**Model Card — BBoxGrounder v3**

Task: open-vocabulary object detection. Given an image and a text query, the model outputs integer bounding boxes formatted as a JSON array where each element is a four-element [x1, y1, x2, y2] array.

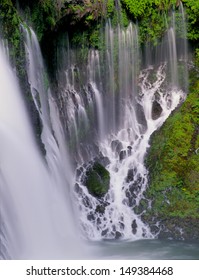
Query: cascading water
[[54, 8, 188, 240], [0, 33, 86, 259], [75, 65, 185, 240], [0, 3, 190, 259]]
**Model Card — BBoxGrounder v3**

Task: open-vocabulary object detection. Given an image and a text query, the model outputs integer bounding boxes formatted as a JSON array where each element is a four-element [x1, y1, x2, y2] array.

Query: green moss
[[183, 0, 199, 41], [0, 0, 21, 56], [30, 0, 56, 41], [85, 162, 110, 197], [146, 78, 199, 219]]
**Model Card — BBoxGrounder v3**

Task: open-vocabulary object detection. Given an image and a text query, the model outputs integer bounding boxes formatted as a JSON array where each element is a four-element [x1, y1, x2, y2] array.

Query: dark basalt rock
[[74, 183, 83, 195], [125, 189, 136, 207], [131, 219, 137, 234], [119, 150, 127, 161], [95, 153, 110, 168], [119, 221, 125, 230], [101, 228, 109, 236], [111, 139, 123, 154], [87, 212, 95, 221], [115, 231, 122, 239], [126, 168, 135, 183], [95, 204, 106, 215], [82, 195, 92, 208], [152, 100, 163, 120], [127, 145, 132, 156], [136, 103, 147, 131], [76, 167, 84, 179]]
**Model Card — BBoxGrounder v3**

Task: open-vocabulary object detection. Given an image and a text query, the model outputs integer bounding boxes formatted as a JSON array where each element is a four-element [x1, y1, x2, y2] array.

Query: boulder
[[84, 162, 110, 198], [152, 100, 163, 120], [119, 150, 127, 161], [111, 139, 123, 154], [131, 219, 137, 234], [127, 145, 132, 156], [95, 152, 110, 167], [126, 168, 135, 183]]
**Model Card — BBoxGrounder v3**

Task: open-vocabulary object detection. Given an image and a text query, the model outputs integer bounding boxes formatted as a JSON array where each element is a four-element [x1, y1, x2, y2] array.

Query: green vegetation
[[0, 0, 21, 61], [84, 162, 110, 197], [30, 0, 56, 41], [183, 0, 199, 42], [146, 76, 199, 219], [1, 0, 199, 52]]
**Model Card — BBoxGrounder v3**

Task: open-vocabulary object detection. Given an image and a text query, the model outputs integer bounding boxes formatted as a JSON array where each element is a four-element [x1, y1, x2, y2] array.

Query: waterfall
[[0, 33, 86, 259], [0, 3, 189, 258], [56, 9, 188, 240]]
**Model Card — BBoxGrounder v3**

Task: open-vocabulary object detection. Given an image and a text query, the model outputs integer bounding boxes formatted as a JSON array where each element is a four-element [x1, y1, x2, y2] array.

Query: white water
[[75, 64, 185, 240], [71, 8, 188, 240], [0, 35, 86, 259]]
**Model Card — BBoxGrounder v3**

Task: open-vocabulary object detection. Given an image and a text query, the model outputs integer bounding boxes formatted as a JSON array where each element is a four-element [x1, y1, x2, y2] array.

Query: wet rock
[[74, 183, 82, 195], [96, 153, 110, 168], [150, 225, 160, 235], [126, 168, 135, 183], [76, 167, 84, 179], [112, 225, 116, 231], [136, 103, 147, 130], [127, 146, 132, 156], [125, 190, 136, 207], [119, 222, 125, 230], [119, 150, 127, 161], [131, 219, 137, 234], [83, 162, 110, 198], [152, 100, 163, 120], [115, 231, 122, 239], [97, 217, 101, 225], [128, 174, 143, 194], [101, 228, 109, 236], [87, 212, 95, 221], [82, 196, 92, 208], [111, 140, 123, 154], [142, 228, 147, 237], [95, 204, 106, 215], [129, 184, 139, 195], [122, 198, 129, 206]]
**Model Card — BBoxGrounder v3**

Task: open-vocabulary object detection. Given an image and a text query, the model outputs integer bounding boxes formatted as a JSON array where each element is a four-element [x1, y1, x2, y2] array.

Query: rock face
[[94, 153, 110, 168], [111, 139, 123, 154], [83, 162, 110, 198]]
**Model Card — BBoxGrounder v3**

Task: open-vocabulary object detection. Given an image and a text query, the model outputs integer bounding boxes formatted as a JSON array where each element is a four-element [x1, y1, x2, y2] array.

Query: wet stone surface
[[131, 219, 138, 234]]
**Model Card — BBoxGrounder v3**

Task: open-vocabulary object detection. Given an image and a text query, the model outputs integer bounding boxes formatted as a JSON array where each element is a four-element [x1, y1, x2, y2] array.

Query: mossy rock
[[84, 162, 110, 198]]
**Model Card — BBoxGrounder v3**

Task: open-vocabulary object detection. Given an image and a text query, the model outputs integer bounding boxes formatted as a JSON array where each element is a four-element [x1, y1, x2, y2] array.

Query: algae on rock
[[84, 162, 110, 198]]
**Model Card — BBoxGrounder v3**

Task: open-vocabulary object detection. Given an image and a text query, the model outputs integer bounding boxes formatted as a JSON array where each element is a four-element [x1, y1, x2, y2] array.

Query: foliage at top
[[121, 0, 177, 17], [0, 0, 21, 64], [1, 0, 199, 57], [183, 0, 199, 42]]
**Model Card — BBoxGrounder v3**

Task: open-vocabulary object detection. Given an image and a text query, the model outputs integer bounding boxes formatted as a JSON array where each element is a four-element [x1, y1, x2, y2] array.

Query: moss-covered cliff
[[144, 69, 199, 239]]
